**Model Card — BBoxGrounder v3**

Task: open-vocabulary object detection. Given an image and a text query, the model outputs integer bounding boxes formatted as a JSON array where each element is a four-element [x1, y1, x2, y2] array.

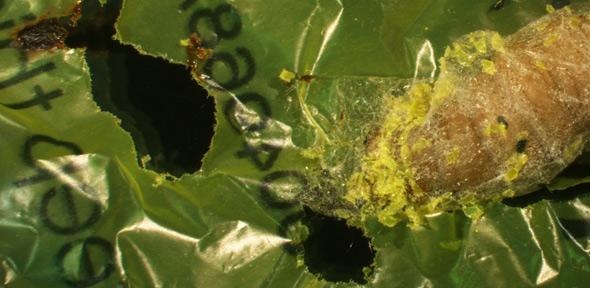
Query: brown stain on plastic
[[13, 2, 81, 51], [299, 74, 316, 83], [16, 18, 71, 50], [185, 32, 213, 71]]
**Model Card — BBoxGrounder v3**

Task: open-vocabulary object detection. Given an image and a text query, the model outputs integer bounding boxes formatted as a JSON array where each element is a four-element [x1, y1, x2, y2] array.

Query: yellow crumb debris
[[445, 44, 472, 67], [503, 153, 529, 183], [546, 4, 555, 14], [279, 69, 297, 83], [484, 120, 508, 138], [179, 38, 190, 46], [344, 83, 434, 227], [470, 33, 488, 54], [446, 146, 461, 165], [569, 16, 582, 28], [152, 174, 166, 187], [405, 208, 425, 229], [296, 255, 305, 268], [490, 33, 506, 53], [502, 189, 515, 198], [430, 74, 456, 108], [412, 138, 432, 152], [535, 59, 547, 70], [140, 154, 151, 167], [419, 192, 452, 213], [463, 204, 484, 220], [535, 20, 550, 32], [543, 33, 559, 46], [481, 59, 497, 75], [441, 31, 505, 76], [563, 135, 585, 162]]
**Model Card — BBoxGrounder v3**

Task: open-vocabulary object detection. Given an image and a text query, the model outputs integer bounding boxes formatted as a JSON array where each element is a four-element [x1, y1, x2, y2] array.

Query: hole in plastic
[[301, 207, 374, 284], [65, 0, 215, 177]]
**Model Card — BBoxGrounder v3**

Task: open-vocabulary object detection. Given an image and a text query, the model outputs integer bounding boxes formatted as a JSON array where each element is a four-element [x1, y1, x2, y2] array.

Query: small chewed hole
[[301, 208, 374, 284], [496, 115, 509, 128], [516, 139, 527, 153]]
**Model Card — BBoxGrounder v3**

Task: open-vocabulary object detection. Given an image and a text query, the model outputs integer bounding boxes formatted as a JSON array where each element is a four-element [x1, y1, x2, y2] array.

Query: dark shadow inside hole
[[550, 0, 571, 9], [301, 207, 374, 284], [503, 182, 590, 208], [65, 0, 214, 176]]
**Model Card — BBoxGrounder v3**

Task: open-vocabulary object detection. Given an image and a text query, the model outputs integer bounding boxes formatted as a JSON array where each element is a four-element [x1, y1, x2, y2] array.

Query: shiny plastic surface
[[2, 0, 590, 287]]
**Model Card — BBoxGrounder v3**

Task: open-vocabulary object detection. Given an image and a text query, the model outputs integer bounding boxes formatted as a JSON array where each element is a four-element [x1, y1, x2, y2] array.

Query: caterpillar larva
[[345, 7, 590, 226]]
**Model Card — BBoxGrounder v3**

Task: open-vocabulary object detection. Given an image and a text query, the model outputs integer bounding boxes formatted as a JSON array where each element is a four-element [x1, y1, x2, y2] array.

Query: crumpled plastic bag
[[2, 0, 590, 287]]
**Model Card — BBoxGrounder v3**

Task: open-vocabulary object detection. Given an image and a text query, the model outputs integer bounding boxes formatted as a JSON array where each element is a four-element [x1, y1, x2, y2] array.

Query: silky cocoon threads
[[345, 7, 590, 226]]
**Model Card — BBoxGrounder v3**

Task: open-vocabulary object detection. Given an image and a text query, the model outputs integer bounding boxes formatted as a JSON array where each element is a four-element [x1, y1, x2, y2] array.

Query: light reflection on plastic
[[120, 217, 289, 275], [117, 233, 162, 287], [36, 155, 109, 208], [200, 221, 290, 273], [0, 258, 17, 285], [556, 217, 590, 254], [293, 3, 318, 72], [231, 97, 294, 149], [413, 40, 437, 81], [520, 210, 559, 285], [310, 2, 343, 73], [416, 278, 434, 288], [116, 217, 200, 287], [472, 217, 531, 284], [265, 181, 303, 202], [571, 198, 590, 217], [0, 113, 26, 130]]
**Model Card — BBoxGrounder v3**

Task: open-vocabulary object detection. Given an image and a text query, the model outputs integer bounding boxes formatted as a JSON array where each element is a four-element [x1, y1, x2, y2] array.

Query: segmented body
[[411, 7, 590, 198], [345, 7, 590, 226]]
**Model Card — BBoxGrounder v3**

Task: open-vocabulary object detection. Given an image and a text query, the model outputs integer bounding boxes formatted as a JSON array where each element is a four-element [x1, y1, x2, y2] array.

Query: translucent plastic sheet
[[2, 0, 590, 287]]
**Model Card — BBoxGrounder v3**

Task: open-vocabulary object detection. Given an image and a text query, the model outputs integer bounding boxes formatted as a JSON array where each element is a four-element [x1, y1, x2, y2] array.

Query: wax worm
[[345, 7, 590, 226]]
